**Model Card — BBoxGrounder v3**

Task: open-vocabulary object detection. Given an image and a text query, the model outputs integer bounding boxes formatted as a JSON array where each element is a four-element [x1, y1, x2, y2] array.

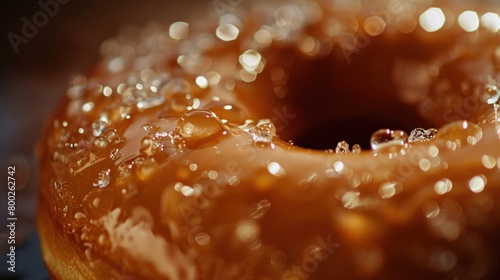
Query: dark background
[[1, 0, 203, 279]]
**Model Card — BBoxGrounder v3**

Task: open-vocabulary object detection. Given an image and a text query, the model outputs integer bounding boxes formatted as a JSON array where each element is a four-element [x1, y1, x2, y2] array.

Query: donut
[[37, 0, 500, 279]]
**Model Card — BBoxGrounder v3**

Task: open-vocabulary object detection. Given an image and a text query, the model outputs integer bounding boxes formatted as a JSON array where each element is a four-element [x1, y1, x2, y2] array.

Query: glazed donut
[[37, 0, 500, 279]]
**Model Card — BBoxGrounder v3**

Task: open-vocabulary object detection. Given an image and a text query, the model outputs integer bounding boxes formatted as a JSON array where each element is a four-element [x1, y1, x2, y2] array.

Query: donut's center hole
[[294, 117, 418, 150], [283, 34, 448, 150]]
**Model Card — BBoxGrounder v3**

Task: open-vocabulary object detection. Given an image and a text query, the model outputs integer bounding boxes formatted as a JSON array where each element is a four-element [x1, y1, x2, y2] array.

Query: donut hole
[[293, 116, 416, 150], [279, 33, 462, 150]]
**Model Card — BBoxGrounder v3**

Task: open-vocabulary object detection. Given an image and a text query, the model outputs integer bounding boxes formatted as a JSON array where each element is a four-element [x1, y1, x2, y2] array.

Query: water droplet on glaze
[[408, 128, 438, 143], [267, 162, 286, 178], [419, 158, 431, 172], [428, 146, 439, 157], [423, 200, 440, 219], [216, 23, 240, 41], [333, 161, 345, 174], [53, 180, 63, 196], [102, 86, 112, 97], [140, 137, 153, 154], [175, 109, 227, 148], [437, 121, 483, 147], [180, 185, 194, 196], [342, 191, 361, 209], [206, 103, 247, 125], [228, 176, 240, 186], [151, 131, 185, 155], [378, 182, 401, 199], [481, 155, 497, 169], [137, 94, 165, 109], [370, 129, 408, 151], [189, 163, 198, 171], [82, 102, 94, 112], [93, 169, 111, 188], [110, 148, 121, 161], [143, 124, 161, 133], [169, 21, 189, 40], [93, 135, 109, 149], [104, 128, 122, 145], [483, 83, 500, 104], [236, 220, 259, 243], [469, 175, 486, 193], [194, 75, 208, 89], [249, 119, 276, 144], [92, 116, 109, 136], [208, 170, 218, 180], [249, 199, 271, 219], [119, 105, 133, 120], [351, 144, 361, 154], [74, 212, 86, 220], [239, 49, 263, 72], [434, 178, 453, 195], [195, 232, 211, 246], [335, 141, 350, 154]]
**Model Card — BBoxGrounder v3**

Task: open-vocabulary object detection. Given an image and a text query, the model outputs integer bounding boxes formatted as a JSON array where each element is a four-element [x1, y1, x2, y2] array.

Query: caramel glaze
[[38, 0, 500, 279]]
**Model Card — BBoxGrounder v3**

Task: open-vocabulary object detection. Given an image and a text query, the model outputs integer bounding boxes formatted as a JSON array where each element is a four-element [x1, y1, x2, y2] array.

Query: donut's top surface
[[38, 0, 500, 279]]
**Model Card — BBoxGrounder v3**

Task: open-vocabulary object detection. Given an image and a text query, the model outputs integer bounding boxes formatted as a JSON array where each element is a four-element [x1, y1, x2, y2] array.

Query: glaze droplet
[[92, 116, 109, 137], [335, 141, 350, 154], [110, 148, 121, 161], [93, 169, 111, 188], [408, 128, 438, 143], [136, 91, 166, 110], [175, 109, 227, 148], [483, 83, 500, 105], [249, 199, 271, 219], [249, 119, 276, 144], [370, 129, 408, 151], [351, 144, 361, 154]]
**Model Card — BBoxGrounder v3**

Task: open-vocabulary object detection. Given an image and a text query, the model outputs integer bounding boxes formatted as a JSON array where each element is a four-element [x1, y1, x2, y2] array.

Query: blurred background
[[1, 0, 202, 279]]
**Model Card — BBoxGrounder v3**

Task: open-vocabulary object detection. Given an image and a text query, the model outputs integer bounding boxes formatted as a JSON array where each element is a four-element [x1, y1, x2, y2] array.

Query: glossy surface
[[37, 0, 500, 279]]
